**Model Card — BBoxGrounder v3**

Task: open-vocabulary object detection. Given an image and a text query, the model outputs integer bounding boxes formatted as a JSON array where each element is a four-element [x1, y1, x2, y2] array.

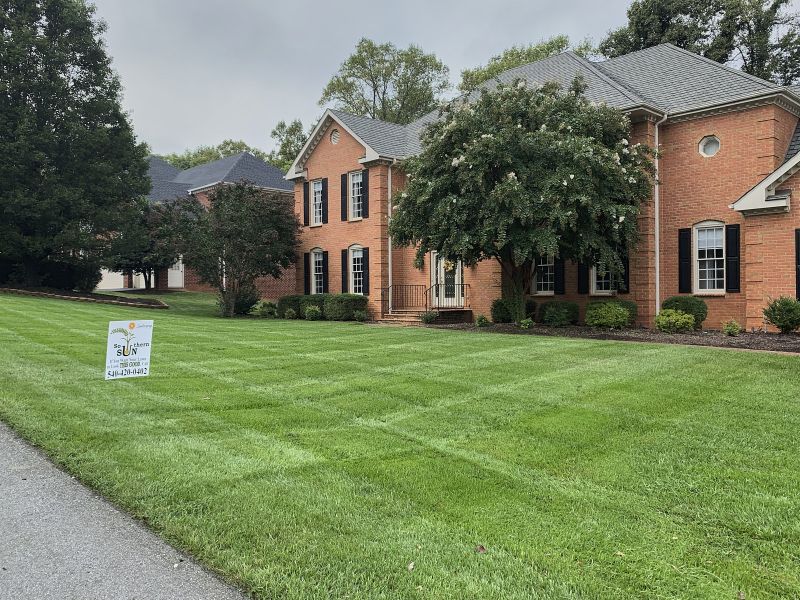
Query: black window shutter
[[554, 258, 565, 295], [303, 182, 309, 226], [577, 263, 589, 294], [341, 174, 348, 221], [362, 169, 369, 219], [725, 224, 740, 293], [341, 249, 348, 293], [321, 178, 328, 224], [303, 252, 310, 294], [322, 251, 329, 293], [619, 255, 630, 294], [795, 229, 800, 299], [362, 247, 370, 295], [678, 228, 692, 293]]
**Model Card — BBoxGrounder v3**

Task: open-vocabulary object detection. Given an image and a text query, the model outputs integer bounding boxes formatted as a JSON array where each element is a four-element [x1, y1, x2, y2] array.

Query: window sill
[[308, 223, 322, 228], [590, 292, 615, 297], [693, 291, 725, 297], [533, 291, 554, 297], [348, 217, 363, 223]]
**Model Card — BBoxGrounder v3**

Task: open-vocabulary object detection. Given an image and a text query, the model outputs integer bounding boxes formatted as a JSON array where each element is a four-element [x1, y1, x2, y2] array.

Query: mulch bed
[[0, 287, 169, 309], [433, 322, 800, 354]]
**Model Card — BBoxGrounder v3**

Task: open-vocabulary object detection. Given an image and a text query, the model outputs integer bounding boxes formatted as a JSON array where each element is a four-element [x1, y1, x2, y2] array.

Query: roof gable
[[172, 152, 291, 191]]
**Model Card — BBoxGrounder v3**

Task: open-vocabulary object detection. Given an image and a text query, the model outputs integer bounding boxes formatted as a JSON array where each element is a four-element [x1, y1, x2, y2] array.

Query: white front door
[[168, 258, 184, 288], [431, 252, 463, 308]]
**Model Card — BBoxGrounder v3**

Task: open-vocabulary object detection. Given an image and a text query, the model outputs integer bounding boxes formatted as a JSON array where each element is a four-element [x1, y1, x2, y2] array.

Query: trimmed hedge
[[299, 294, 329, 318], [662, 296, 707, 329], [490, 298, 514, 323], [277, 294, 303, 318], [655, 309, 695, 333], [538, 301, 579, 327], [588, 299, 637, 326], [763, 296, 800, 333], [323, 294, 369, 321], [585, 302, 629, 329]]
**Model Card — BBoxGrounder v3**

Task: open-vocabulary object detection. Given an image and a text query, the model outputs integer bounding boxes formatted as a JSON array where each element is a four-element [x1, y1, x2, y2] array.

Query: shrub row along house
[[284, 43, 800, 329], [98, 152, 294, 296]]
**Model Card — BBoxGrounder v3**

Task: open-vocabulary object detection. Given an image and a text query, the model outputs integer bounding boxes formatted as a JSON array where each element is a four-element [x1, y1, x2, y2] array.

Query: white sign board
[[105, 320, 154, 380]]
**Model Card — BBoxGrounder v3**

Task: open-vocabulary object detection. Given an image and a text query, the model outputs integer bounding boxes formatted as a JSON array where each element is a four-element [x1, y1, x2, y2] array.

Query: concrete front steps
[[377, 309, 473, 326]]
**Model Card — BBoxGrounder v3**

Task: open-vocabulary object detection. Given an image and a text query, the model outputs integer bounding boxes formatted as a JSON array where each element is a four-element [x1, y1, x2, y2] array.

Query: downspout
[[387, 161, 395, 313], [654, 113, 668, 318]]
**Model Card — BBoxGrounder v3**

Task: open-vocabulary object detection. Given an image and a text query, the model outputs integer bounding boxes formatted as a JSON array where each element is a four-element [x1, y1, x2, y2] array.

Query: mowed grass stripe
[[1, 293, 799, 599]]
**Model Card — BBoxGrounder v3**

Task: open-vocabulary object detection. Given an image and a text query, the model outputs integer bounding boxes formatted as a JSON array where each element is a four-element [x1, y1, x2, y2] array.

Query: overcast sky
[[92, 0, 636, 155]]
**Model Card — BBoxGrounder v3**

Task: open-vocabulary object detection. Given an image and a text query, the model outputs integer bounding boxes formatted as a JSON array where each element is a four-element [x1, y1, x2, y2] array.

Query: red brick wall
[[658, 104, 798, 329], [295, 104, 800, 327]]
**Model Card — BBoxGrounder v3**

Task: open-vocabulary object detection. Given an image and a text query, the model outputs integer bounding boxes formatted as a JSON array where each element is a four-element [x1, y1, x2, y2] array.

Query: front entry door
[[431, 252, 463, 308]]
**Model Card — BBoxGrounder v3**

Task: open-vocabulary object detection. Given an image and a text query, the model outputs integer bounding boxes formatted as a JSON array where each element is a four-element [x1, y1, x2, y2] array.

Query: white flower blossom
[[563, 180, 568, 186], [452, 155, 466, 167], [480, 133, 494, 139], [622, 147, 629, 155], [539, 124, 547, 131], [618, 215, 625, 223], [613, 153, 621, 164], [569, 174, 574, 180], [628, 176, 636, 184], [507, 172, 517, 181], [517, 80, 526, 88]]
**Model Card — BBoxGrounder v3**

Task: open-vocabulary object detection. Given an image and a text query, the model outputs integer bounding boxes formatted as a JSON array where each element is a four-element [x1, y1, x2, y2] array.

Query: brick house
[[285, 44, 800, 329], [98, 152, 296, 299]]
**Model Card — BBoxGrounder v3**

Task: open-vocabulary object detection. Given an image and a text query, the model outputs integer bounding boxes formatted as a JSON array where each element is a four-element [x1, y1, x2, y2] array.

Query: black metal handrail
[[381, 284, 428, 315], [426, 283, 469, 310]]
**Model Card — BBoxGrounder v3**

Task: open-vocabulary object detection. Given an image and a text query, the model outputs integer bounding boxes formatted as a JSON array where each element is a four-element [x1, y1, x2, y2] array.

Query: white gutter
[[654, 113, 668, 317]]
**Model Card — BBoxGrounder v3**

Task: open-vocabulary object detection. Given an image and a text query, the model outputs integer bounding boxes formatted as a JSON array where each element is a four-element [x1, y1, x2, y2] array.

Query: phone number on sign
[[107, 367, 149, 378]]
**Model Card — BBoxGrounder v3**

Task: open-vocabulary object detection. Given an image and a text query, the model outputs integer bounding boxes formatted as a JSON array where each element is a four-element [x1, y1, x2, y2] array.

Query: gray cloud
[[93, 0, 632, 154]]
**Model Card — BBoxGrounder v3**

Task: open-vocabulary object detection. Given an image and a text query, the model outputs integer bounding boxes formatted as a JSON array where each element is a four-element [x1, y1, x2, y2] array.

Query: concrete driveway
[[0, 422, 247, 600]]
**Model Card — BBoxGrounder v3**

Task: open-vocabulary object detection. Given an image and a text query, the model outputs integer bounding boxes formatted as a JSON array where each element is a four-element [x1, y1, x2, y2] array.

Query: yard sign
[[105, 320, 154, 380]]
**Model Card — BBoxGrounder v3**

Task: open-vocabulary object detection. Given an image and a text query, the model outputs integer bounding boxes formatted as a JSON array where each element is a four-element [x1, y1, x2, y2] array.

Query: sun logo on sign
[[128, 322, 136, 330]]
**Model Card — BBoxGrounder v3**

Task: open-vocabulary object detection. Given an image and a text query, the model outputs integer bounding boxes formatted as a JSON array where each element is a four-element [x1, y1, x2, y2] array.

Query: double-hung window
[[695, 222, 725, 293], [311, 180, 323, 226], [349, 171, 363, 220], [591, 266, 615, 295], [311, 249, 324, 294], [533, 256, 555, 295], [350, 246, 364, 295]]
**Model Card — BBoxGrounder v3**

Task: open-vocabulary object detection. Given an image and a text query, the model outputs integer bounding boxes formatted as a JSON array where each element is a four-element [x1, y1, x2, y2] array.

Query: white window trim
[[699, 135, 721, 158], [310, 248, 324, 295], [532, 256, 555, 296], [310, 179, 323, 227], [693, 220, 726, 296], [590, 266, 616, 296], [348, 244, 364, 295], [348, 171, 363, 222]]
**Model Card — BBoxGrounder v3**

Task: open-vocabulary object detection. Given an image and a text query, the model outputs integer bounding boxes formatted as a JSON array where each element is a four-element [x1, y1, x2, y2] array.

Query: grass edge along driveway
[[1, 292, 799, 599]]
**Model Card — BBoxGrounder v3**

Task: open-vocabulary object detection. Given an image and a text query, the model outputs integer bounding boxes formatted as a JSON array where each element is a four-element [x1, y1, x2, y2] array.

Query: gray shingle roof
[[146, 152, 291, 202], [595, 44, 780, 114], [330, 110, 418, 158], [172, 152, 291, 191], [319, 44, 794, 162], [786, 120, 800, 163]]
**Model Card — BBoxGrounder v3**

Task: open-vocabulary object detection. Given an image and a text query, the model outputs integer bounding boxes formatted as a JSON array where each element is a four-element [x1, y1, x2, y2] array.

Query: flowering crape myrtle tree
[[389, 78, 655, 320]]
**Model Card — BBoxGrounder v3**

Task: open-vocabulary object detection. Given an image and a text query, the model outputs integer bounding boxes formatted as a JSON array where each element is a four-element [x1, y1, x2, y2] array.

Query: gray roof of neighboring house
[[146, 152, 291, 203], [318, 43, 798, 164], [172, 152, 292, 191]]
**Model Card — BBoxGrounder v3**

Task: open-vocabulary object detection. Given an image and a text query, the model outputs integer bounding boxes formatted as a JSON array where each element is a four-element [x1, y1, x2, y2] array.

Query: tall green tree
[[600, 0, 800, 84], [0, 0, 149, 286], [161, 140, 270, 171], [389, 79, 655, 320], [103, 197, 183, 290], [177, 183, 300, 317], [320, 38, 450, 125], [459, 36, 595, 93], [266, 119, 309, 173]]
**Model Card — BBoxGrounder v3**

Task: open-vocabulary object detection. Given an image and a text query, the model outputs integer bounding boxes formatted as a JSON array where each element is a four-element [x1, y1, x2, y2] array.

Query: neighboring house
[[97, 152, 295, 298], [285, 43, 800, 330]]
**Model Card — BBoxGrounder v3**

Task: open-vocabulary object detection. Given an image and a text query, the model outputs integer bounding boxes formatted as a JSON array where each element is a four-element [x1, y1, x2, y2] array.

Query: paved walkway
[[0, 422, 247, 600]]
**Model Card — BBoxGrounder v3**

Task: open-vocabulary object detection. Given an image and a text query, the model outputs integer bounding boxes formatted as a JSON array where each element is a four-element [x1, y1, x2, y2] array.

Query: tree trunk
[[499, 258, 532, 322], [143, 270, 151, 290]]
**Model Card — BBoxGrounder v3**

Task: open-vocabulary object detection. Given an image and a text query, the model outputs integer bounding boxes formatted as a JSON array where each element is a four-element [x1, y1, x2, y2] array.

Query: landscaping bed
[[435, 322, 800, 353], [0, 287, 168, 308]]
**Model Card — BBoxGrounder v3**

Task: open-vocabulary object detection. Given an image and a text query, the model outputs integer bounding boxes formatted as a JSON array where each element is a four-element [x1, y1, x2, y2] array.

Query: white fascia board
[[285, 109, 380, 180], [730, 151, 800, 213]]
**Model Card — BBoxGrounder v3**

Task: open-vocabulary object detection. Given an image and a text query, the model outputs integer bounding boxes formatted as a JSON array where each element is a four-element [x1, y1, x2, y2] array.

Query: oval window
[[330, 129, 340, 145], [699, 135, 720, 157]]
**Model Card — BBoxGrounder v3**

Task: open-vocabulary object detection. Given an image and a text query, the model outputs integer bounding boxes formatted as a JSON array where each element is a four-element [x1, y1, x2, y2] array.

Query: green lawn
[[1, 292, 799, 599]]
